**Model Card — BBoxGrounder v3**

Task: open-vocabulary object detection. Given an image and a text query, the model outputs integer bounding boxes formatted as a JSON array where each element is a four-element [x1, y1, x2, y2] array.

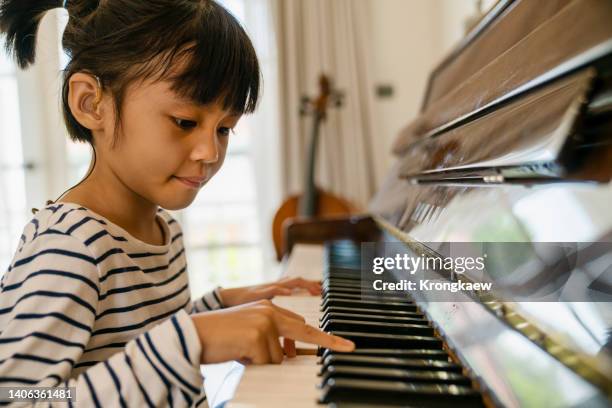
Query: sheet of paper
[[228, 244, 325, 407]]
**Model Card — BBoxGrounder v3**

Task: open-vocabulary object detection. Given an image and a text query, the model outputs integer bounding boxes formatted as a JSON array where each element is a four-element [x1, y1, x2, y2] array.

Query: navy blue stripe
[[99, 265, 186, 300], [129, 249, 169, 258], [92, 300, 189, 336], [55, 208, 79, 225], [12, 248, 96, 269], [83, 371, 102, 408], [0, 332, 85, 349], [145, 332, 199, 395], [96, 248, 124, 264], [66, 216, 95, 235], [200, 296, 213, 311], [2, 269, 99, 296], [0, 290, 96, 316], [212, 290, 224, 308], [104, 360, 128, 408], [0, 353, 75, 366], [31, 219, 39, 238], [124, 354, 155, 408], [135, 338, 173, 407], [84, 342, 126, 354], [0, 374, 62, 385], [74, 360, 98, 369], [19, 234, 26, 243], [99, 266, 140, 283], [47, 204, 64, 213], [84, 230, 106, 245], [171, 232, 183, 243], [195, 394, 207, 406], [96, 283, 188, 319], [84, 230, 127, 246], [0, 377, 30, 385], [37, 229, 70, 239], [168, 219, 176, 225], [171, 315, 190, 362], [14, 312, 91, 332]]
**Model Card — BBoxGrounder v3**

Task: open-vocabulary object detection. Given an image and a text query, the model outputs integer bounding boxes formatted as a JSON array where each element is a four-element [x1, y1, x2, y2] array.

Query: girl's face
[[98, 78, 241, 210]]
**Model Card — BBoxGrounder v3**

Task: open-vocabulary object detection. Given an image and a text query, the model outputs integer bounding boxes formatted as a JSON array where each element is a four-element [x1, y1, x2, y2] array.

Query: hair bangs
[[164, 3, 260, 115]]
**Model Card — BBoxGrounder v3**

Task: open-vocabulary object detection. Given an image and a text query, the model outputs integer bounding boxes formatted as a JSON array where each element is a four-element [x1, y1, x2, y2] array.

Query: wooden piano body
[[224, 0, 612, 406]]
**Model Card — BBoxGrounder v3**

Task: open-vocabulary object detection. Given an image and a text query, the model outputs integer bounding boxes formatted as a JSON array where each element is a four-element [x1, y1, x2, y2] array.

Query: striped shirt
[[0, 202, 225, 407]]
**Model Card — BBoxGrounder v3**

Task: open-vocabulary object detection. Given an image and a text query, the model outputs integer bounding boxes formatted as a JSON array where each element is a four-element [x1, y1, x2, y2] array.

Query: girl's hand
[[191, 299, 355, 364], [218, 277, 322, 307]]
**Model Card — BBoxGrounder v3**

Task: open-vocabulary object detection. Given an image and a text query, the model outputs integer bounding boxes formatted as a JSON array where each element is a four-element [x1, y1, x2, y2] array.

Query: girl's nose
[[190, 130, 219, 164]]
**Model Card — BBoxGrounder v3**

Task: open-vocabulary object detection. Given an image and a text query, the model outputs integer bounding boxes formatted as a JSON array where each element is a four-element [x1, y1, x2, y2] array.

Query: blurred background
[[0, 0, 494, 299]]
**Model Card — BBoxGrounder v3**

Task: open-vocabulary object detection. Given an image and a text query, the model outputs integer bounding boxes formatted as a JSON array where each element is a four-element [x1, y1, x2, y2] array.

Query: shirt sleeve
[[0, 234, 207, 407], [191, 287, 225, 313]]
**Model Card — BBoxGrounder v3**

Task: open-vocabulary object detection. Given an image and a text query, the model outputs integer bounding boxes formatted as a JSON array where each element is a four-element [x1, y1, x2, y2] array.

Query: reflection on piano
[[229, 0, 612, 406]]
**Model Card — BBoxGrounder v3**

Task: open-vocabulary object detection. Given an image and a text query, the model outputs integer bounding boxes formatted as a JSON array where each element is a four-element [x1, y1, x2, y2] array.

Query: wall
[[365, 0, 477, 186]]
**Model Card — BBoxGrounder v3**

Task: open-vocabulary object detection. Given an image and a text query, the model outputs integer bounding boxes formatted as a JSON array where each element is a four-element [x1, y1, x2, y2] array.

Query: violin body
[[272, 187, 355, 260]]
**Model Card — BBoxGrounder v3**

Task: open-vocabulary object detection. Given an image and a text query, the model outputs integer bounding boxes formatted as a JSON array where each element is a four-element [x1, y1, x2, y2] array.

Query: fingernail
[[338, 338, 355, 350]]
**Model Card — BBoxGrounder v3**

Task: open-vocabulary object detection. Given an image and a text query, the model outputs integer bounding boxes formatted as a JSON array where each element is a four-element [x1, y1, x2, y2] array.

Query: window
[[0, 45, 27, 272]]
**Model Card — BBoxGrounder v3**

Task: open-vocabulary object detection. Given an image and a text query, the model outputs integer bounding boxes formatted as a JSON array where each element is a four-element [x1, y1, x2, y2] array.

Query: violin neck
[[299, 113, 323, 216]]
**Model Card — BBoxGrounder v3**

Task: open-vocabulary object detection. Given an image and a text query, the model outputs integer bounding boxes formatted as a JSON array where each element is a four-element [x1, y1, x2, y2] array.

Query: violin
[[272, 74, 356, 260]]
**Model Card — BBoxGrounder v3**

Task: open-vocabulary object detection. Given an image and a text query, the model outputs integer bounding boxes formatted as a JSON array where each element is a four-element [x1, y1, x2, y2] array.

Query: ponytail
[[0, 0, 64, 68]]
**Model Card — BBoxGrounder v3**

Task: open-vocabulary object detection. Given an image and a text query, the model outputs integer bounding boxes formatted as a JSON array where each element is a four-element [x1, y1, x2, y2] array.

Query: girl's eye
[[174, 118, 197, 130], [218, 127, 233, 137]]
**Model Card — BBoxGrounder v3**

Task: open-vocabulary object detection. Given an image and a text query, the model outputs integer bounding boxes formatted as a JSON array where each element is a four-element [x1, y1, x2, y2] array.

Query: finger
[[251, 335, 272, 364], [268, 336, 284, 364], [278, 318, 355, 352], [270, 303, 306, 323], [287, 278, 322, 295], [283, 337, 296, 358], [259, 285, 292, 299]]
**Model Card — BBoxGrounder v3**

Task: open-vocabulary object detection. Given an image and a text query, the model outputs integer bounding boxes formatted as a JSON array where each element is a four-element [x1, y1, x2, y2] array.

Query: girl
[[0, 0, 355, 406]]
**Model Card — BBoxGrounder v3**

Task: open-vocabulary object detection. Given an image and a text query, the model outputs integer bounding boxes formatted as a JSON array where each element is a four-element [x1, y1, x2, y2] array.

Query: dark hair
[[0, 0, 261, 144]]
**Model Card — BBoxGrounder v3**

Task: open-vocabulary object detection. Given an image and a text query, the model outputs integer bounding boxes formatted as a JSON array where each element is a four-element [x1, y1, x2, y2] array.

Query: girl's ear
[[68, 73, 106, 133]]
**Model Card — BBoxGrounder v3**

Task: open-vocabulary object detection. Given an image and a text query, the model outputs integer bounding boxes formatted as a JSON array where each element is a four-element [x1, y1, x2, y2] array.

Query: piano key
[[319, 378, 483, 406], [320, 312, 429, 326], [321, 348, 449, 361], [322, 298, 419, 312], [325, 273, 363, 279], [322, 292, 415, 303], [322, 286, 381, 295], [326, 331, 443, 349], [321, 365, 472, 386], [324, 278, 368, 286], [323, 306, 424, 318], [322, 319, 434, 336], [321, 355, 461, 373]]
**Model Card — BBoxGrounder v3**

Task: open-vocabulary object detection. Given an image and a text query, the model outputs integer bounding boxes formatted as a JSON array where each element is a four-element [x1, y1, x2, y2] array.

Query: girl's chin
[[157, 190, 199, 211]]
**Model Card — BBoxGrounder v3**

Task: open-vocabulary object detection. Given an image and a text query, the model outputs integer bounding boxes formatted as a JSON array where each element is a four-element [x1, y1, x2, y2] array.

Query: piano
[[225, 0, 612, 406]]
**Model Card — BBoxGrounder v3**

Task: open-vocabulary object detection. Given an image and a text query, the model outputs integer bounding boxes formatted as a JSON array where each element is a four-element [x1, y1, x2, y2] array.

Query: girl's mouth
[[174, 176, 206, 189]]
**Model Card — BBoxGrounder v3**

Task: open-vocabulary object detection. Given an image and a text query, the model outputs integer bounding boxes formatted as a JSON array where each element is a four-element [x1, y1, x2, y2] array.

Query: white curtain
[[272, 0, 377, 209]]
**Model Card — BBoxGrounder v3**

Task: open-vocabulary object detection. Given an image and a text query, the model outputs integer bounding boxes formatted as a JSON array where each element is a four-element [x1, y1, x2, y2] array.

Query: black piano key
[[322, 293, 414, 303], [321, 348, 449, 361], [323, 286, 379, 295], [323, 306, 424, 318], [321, 365, 472, 386], [324, 279, 370, 287], [326, 331, 442, 350], [322, 319, 434, 336], [321, 355, 461, 373], [320, 312, 429, 327], [320, 378, 483, 407], [324, 273, 363, 281], [322, 298, 418, 312]]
